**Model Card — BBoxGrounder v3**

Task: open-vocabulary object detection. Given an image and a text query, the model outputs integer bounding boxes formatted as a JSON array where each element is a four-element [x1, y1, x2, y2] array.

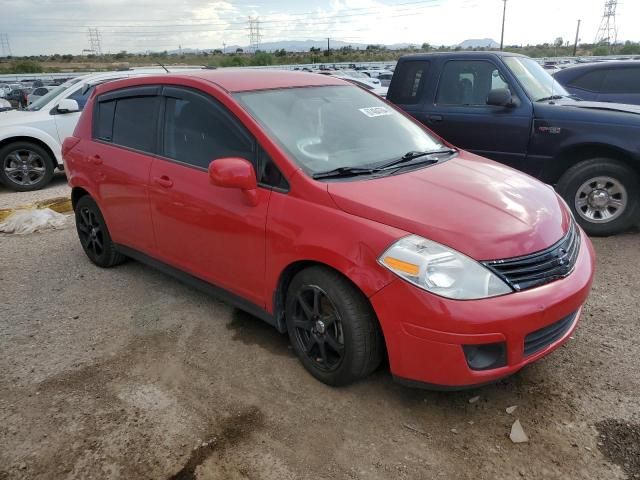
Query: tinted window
[[570, 69, 607, 92], [436, 60, 508, 105], [387, 61, 429, 105], [163, 92, 253, 169], [94, 100, 116, 141], [602, 67, 640, 94], [112, 96, 160, 153]]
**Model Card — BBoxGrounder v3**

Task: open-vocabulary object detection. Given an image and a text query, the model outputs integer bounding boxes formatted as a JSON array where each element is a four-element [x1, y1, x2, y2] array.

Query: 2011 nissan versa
[[63, 70, 595, 388]]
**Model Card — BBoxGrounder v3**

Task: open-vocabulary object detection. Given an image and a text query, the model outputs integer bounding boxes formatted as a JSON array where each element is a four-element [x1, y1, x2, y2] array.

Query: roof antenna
[[157, 62, 169, 73]]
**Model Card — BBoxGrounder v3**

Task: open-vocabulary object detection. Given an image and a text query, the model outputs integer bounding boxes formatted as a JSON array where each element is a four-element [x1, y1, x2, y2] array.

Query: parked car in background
[[553, 61, 640, 105], [0, 67, 201, 191], [377, 72, 393, 87], [387, 52, 640, 236], [63, 70, 594, 389], [0, 98, 11, 112], [5, 88, 30, 109], [27, 86, 55, 105]]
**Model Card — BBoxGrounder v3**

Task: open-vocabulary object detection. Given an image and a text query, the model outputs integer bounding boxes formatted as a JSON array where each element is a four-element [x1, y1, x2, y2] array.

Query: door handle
[[153, 176, 173, 188], [88, 154, 103, 165], [427, 115, 443, 123]]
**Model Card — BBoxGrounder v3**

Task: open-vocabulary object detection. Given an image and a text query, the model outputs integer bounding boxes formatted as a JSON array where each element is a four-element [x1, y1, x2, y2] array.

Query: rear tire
[[75, 195, 126, 268], [556, 158, 639, 236], [285, 266, 383, 386], [0, 141, 55, 191]]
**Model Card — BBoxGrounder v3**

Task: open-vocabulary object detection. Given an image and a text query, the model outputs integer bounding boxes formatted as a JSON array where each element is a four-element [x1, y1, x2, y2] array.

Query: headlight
[[378, 235, 512, 300]]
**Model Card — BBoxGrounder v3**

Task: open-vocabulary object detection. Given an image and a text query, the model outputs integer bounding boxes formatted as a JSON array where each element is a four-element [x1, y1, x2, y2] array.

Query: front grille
[[524, 310, 577, 356], [482, 221, 580, 291]]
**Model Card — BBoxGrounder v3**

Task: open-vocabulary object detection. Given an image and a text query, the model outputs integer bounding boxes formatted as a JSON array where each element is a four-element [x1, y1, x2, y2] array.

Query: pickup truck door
[[420, 59, 533, 171]]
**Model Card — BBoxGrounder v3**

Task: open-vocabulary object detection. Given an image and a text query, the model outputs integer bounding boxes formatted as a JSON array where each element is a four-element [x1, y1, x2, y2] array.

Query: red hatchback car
[[63, 70, 595, 388]]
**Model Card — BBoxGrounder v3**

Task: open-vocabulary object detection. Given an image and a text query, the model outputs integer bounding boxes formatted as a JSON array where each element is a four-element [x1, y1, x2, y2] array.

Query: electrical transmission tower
[[0, 33, 12, 57], [248, 17, 262, 53], [87, 28, 103, 56], [594, 0, 618, 52]]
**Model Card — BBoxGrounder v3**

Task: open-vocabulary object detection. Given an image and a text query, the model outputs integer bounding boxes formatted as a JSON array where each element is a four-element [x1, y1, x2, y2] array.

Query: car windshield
[[503, 56, 569, 102], [235, 85, 442, 176], [26, 78, 81, 111]]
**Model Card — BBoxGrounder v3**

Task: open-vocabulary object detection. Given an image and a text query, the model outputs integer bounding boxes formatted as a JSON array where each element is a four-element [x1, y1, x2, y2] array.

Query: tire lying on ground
[[557, 157, 640, 236]]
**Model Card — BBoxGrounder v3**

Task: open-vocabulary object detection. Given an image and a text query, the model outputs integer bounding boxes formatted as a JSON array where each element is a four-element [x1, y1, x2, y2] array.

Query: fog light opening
[[462, 342, 507, 371]]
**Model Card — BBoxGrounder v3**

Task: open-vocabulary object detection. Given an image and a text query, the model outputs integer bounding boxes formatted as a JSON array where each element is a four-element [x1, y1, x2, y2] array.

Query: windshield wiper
[[373, 148, 457, 170], [312, 166, 381, 180], [312, 148, 456, 180], [536, 94, 565, 102]]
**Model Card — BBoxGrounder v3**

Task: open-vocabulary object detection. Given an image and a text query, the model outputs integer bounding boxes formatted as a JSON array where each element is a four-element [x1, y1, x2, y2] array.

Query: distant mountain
[[457, 38, 500, 49]]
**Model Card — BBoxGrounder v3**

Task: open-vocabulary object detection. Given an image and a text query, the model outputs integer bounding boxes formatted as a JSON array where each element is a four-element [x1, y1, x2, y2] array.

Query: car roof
[[150, 69, 347, 93], [398, 51, 527, 61]]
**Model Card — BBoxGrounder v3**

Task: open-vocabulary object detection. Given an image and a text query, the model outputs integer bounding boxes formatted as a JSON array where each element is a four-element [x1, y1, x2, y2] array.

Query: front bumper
[[369, 229, 596, 388]]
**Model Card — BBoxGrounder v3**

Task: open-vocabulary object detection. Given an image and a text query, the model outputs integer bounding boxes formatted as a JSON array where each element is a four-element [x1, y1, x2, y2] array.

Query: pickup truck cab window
[[436, 60, 511, 106], [387, 60, 429, 105]]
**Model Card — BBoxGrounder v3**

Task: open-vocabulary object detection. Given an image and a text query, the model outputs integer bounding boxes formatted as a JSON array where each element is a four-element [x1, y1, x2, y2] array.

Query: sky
[[1, 0, 639, 56]]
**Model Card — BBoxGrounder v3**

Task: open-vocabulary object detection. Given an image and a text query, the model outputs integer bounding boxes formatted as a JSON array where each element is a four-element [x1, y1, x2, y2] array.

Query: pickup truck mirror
[[487, 88, 516, 108]]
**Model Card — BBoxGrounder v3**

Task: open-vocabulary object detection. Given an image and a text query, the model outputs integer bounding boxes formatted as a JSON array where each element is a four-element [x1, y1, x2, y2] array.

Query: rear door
[[148, 86, 272, 307], [598, 67, 640, 105], [88, 86, 160, 253], [422, 59, 533, 170]]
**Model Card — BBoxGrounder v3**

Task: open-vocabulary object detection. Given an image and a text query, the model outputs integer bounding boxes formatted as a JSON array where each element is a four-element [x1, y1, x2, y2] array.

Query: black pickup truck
[[387, 52, 640, 235]]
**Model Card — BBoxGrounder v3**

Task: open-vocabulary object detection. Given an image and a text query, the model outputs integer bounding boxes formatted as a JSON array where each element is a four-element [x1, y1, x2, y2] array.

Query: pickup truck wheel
[[557, 158, 639, 236], [0, 142, 55, 192], [285, 266, 383, 386]]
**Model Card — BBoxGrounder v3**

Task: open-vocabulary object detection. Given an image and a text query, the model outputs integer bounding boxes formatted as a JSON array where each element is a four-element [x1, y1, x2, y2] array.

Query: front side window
[[503, 56, 569, 101], [602, 67, 640, 94], [236, 85, 442, 176], [387, 61, 429, 105], [112, 96, 160, 153], [570, 69, 607, 92], [162, 91, 253, 169], [436, 60, 508, 106]]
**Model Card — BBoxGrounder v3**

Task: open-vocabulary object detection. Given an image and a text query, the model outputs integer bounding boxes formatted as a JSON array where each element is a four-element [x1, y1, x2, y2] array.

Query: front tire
[[557, 158, 639, 236], [0, 141, 55, 191], [285, 266, 383, 386], [75, 196, 126, 268]]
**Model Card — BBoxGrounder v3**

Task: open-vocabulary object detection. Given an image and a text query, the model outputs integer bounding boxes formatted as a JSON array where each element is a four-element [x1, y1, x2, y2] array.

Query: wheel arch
[[0, 135, 59, 169], [272, 260, 388, 356], [549, 143, 640, 184], [71, 186, 91, 211]]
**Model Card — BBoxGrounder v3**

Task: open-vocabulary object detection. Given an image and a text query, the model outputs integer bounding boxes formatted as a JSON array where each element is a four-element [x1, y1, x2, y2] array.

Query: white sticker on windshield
[[359, 106, 392, 118]]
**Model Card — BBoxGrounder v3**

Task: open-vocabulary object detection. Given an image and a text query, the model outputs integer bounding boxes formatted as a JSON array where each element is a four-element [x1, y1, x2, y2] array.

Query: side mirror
[[486, 88, 516, 108], [57, 98, 80, 113], [208, 157, 258, 206]]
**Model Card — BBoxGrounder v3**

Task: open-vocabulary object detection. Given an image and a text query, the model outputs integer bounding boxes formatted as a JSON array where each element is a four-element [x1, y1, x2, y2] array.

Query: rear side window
[[602, 67, 640, 94], [112, 96, 161, 153], [569, 69, 607, 92], [94, 100, 116, 141], [162, 89, 253, 169], [387, 61, 429, 105]]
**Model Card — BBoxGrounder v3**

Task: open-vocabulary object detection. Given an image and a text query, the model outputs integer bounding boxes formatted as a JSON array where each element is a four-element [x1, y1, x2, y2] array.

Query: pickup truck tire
[[0, 141, 55, 192], [285, 266, 383, 386], [75, 195, 127, 268], [557, 158, 639, 236]]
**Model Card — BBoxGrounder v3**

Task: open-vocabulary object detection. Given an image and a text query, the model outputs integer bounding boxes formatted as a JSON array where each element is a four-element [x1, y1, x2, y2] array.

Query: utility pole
[[595, 0, 618, 54], [87, 28, 102, 56], [327, 37, 330, 54], [500, 0, 507, 50], [573, 19, 581, 56], [222, 42, 226, 54], [248, 17, 262, 53]]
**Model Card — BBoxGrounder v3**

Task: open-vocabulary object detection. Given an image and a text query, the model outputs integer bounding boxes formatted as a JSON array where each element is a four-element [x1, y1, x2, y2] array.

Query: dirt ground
[[1, 199, 639, 479]]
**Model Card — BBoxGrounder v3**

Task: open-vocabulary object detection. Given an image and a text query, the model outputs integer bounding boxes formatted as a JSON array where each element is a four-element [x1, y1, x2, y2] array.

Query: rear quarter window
[[387, 60, 429, 105]]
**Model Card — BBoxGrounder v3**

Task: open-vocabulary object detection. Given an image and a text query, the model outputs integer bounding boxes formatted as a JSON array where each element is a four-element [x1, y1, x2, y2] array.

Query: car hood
[[562, 100, 640, 115], [327, 152, 571, 261], [0, 109, 39, 125]]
